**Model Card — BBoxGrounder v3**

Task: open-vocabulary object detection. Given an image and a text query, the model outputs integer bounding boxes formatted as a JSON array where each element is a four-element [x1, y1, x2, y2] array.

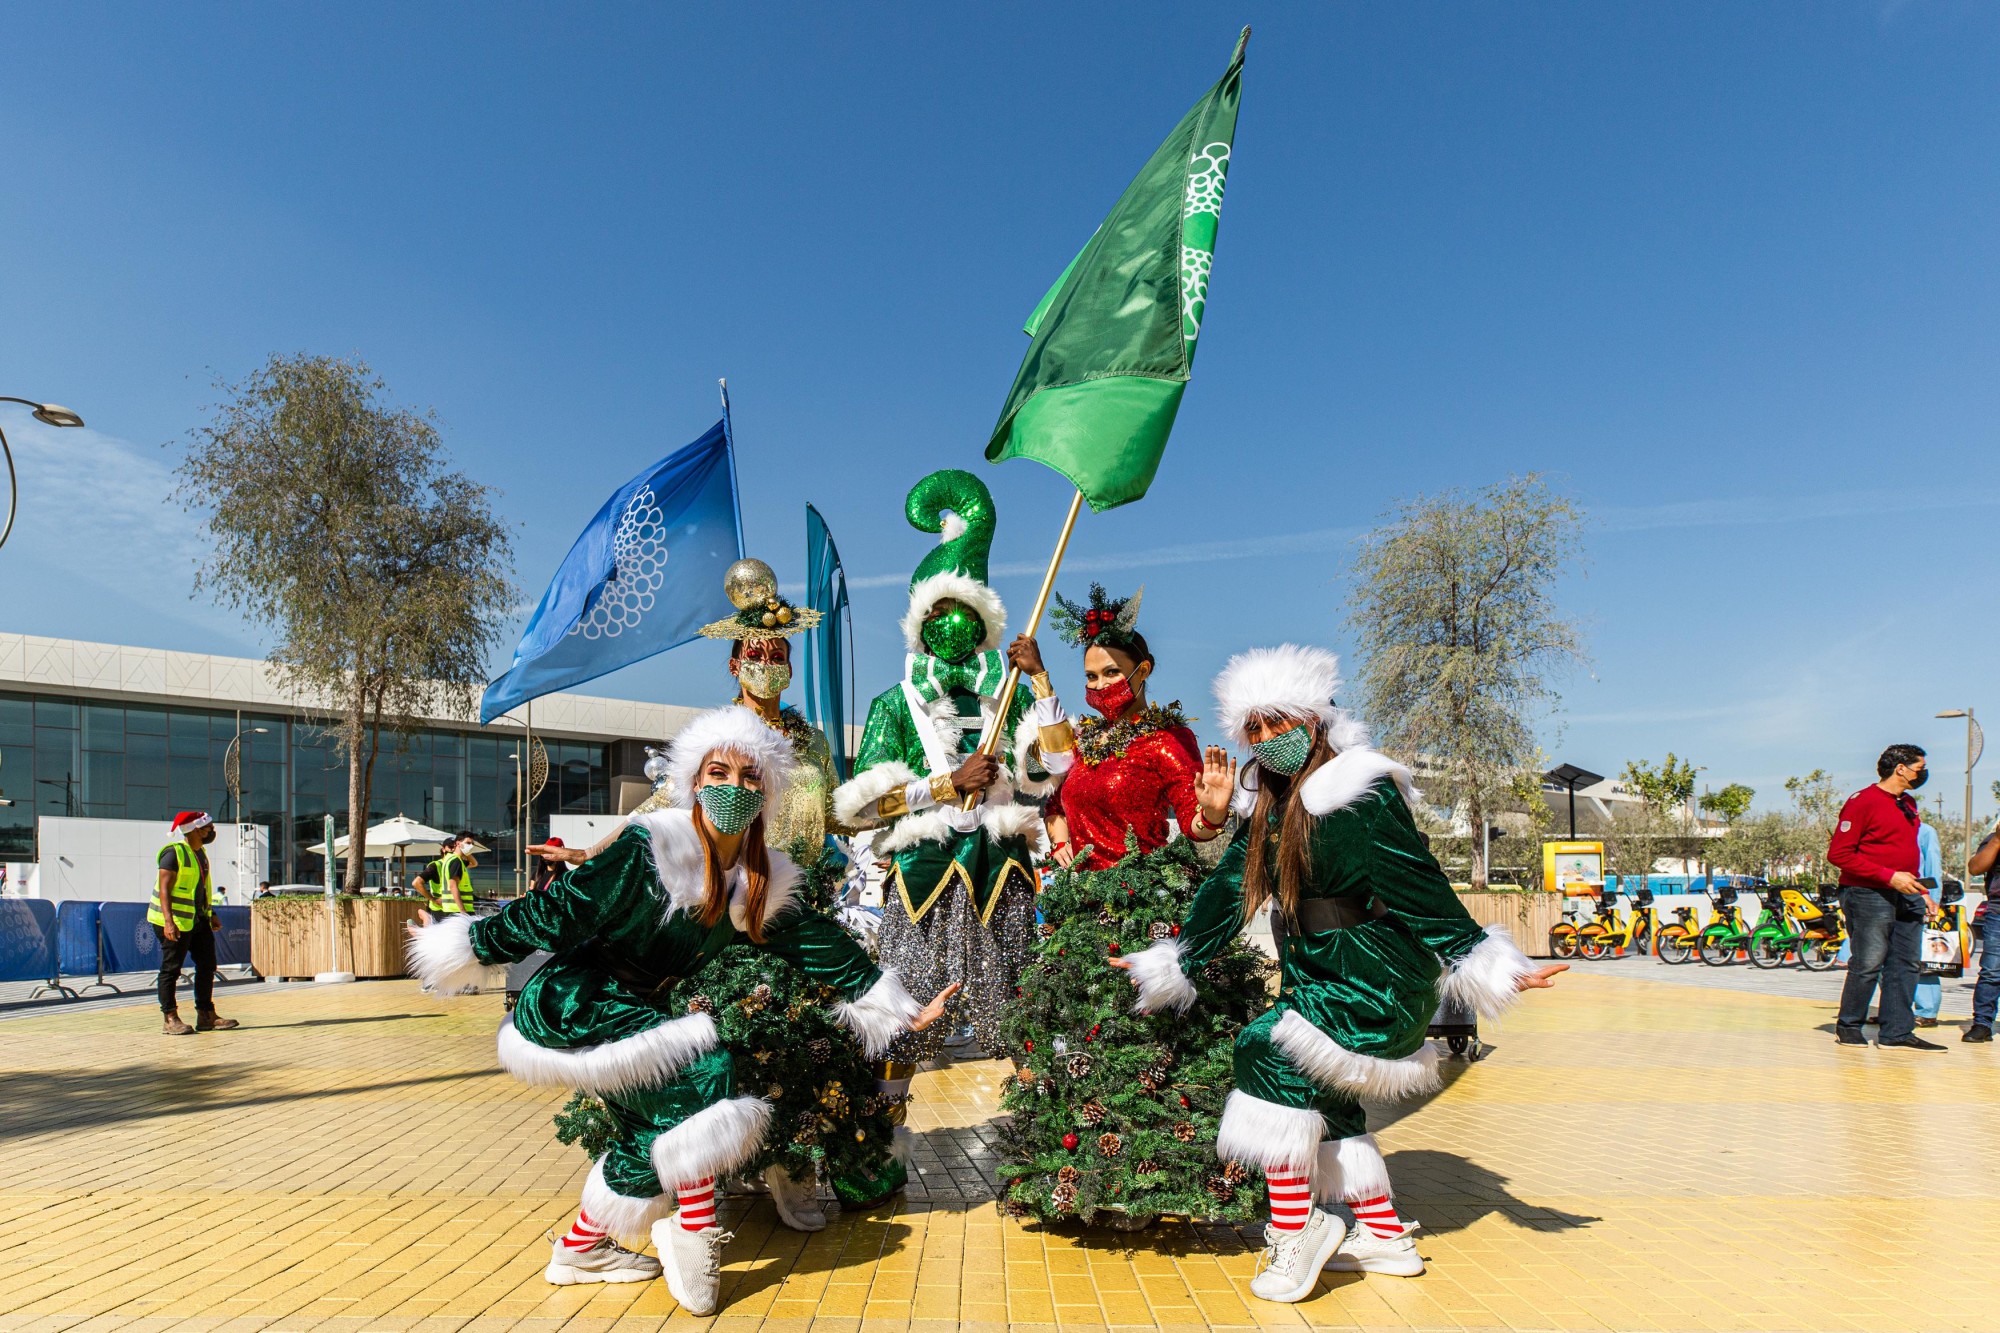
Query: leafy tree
[[1615, 754, 1705, 879], [1699, 783, 1755, 826], [178, 354, 515, 889], [1347, 475, 1588, 889]]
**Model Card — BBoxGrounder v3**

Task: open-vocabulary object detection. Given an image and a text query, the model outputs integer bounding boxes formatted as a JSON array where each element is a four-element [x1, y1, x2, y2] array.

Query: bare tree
[[1347, 475, 1588, 889], [178, 354, 515, 890]]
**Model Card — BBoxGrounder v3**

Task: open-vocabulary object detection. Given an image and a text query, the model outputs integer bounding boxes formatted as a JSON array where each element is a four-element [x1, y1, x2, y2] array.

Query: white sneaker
[[543, 1237, 661, 1285], [652, 1218, 730, 1315], [1248, 1206, 1343, 1303], [1325, 1219, 1425, 1276], [764, 1165, 828, 1231]]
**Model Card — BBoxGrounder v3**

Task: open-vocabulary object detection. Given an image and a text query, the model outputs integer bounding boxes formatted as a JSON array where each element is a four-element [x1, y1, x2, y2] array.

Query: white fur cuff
[[496, 1012, 718, 1095], [1439, 923, 1538, 1019], [833, 970, 923, 1059], [1215, 1090, 1325, 1172], [833, 762, 920, 830], [1315, 1133, 1391, 1205], [405, 915, 487, 993], [650, 1095, 773, 1189], [1125, 938, 1197, 1015], [579, 1158, 674, 1245], [1271, 1008, 1442, 1101]]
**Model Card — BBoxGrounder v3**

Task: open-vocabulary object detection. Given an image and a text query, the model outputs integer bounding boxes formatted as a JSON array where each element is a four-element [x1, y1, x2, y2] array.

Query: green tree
[[178, 354, 515, 890], [1347, 475, 1589, 889], [1699, 782, 1756, 826]]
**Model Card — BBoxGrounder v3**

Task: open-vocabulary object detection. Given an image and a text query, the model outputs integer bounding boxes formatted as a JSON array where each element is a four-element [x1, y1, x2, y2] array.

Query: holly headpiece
[[898, 469, 1007, 654], [1051, 583, 1144, 654], [698, 557, 823, 641]]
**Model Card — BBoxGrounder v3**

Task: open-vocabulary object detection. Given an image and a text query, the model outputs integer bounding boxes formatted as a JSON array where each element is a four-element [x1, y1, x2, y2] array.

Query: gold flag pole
[[962, 488, 1085, 810]]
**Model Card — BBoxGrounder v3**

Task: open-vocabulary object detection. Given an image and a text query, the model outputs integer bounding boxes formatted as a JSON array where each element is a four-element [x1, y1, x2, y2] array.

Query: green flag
[[985, 29, 1246, 513]]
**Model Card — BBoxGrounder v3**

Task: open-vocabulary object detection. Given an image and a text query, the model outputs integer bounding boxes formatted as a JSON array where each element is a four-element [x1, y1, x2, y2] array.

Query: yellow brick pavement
[[0, 971, 1992, 1332]]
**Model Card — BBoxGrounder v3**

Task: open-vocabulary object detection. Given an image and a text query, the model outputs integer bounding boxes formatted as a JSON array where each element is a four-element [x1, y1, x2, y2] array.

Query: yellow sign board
[[1543, 840, 1605, 896]]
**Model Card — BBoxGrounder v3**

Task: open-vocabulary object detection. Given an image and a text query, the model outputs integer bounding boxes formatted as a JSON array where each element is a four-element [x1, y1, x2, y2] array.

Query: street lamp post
[[225, 721, 271, 900], [1936, 709, 1982, 894], [0, 397, 87, 552]]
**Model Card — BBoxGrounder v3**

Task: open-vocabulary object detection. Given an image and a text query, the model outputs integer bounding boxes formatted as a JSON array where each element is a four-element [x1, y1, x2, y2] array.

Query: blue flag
[[481, 420, 743, 723], [802, 504, 852, 781]]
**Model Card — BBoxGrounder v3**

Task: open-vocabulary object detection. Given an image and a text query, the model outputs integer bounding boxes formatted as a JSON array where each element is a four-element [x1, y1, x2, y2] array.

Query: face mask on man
[[1907, 766, 1929, 790], [920, 604, 985, 663], [737, 659, 791, 699], [696, 783, 766, 836]]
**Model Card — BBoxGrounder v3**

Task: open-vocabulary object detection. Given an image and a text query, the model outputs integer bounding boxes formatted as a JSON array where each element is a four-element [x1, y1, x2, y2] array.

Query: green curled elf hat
[[898, 469, 1007, 654]]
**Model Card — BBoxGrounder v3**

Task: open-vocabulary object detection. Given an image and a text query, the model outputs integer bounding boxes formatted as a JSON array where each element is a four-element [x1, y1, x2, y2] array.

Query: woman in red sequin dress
[[995, 587, 1269, 1226]]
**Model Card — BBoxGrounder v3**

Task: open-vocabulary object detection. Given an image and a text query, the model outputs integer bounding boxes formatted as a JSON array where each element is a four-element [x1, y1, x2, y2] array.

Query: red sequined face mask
[[1084, 677, 1136, 719]]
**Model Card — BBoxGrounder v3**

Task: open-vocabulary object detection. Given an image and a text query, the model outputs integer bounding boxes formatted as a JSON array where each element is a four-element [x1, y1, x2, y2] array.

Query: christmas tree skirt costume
[[997, 835, 1268, 1224]]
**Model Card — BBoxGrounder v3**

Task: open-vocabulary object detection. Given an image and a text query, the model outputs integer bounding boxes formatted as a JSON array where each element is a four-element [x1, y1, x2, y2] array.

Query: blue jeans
[[1914, 976, 1942, 1019], [1972, 908, 2000, 1028], [1837, 887, 1922, 1042]]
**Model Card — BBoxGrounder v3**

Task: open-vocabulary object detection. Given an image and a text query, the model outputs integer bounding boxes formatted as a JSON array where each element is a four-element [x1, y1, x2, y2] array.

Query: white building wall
[[33, 816, 269, 905]]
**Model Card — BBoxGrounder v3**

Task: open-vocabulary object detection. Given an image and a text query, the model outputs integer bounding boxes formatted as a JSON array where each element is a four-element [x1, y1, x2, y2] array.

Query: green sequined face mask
[[920, 604, 985, 663], [1250, 723, 1313, 776], [696, 782, 766, 835]]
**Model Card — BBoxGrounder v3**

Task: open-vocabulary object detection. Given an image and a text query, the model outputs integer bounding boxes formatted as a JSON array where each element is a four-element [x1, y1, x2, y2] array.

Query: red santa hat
[[171, 810, 213, 836]]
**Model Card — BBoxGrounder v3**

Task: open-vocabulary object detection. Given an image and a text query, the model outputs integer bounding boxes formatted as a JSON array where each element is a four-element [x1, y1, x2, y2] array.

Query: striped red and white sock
[[1350, 1193, 1405, 1239], [676, 1177, 717, 1231], [1265, 1166, 1313, 1233], [558, 1208, 606, 1250]]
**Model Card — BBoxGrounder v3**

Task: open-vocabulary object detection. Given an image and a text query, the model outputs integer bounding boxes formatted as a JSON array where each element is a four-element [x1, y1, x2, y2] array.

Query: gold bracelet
[[929, 773, 959, 805], [1039, 720, 1076, 754], [877, 789, 910, 819], [1030, 671, 1054, 699]]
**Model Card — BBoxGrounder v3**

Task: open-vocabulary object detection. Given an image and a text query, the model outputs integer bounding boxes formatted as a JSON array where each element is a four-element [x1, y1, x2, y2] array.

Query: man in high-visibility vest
[[151, 810, 240, 1036], [411, 834, 479, 926]]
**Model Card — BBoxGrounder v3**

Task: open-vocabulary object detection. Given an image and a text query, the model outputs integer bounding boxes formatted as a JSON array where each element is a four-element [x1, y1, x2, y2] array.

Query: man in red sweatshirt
[[1827, 743, 1942, 1050]]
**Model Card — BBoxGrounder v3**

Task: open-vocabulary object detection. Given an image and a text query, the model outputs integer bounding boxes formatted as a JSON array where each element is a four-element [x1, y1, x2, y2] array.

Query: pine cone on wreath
[[1066, 1052, 1093, 1078], [1205, 1176, 1235, 1203], [793, 1127, 819, 1146], [687, 994, 715, 1015], [1222, 1159, 1249, 1185], [1134, 1159, 1161, 1174], [1039, 921, 1056, 938], [1057, 1165, 1080, 1185], [808, 1037, 834, 1062], [1079, 1099, 1106, 1126], [1051, 1181, 1078, 1214], [1173, 1122, 1197, 1143], [1097, 906, 1116, 927], [1149, 921, 1173, 940], [1097, 1132, 1122, 1158], [1005, 1199, 1031, 1218]]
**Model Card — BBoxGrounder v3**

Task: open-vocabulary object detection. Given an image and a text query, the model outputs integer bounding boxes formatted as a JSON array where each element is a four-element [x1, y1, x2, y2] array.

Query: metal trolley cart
[[1428, 995, 1482, 1060]]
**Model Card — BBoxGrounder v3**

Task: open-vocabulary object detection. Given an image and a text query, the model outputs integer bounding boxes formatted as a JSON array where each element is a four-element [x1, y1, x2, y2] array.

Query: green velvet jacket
[[413, 810, 915, 1098], [1130, 750, 1500, 1064]]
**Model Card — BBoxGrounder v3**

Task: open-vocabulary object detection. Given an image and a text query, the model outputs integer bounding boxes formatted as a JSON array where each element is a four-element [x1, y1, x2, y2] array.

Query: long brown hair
[[691, 805, 773, 943], [1240, 725, 1335, 929]]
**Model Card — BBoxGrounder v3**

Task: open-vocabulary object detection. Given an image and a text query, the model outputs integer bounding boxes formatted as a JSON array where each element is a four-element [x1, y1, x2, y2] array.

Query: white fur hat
[[665, 705, 799, 814], [1212, 644, 1370, 751]]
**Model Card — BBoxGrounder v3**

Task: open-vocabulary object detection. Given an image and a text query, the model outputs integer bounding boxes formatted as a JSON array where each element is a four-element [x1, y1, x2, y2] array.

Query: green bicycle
[[1695, 887, 1753, 966]]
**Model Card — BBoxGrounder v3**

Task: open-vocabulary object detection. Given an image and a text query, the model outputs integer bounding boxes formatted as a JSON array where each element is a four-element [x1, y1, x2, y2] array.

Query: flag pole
[[963, 488, 1084, 809]]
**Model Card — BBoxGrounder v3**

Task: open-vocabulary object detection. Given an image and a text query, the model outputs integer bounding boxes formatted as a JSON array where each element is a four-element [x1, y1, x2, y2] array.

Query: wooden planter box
[[1455, 889, 1564, 959], [251, 896, 426, 980]]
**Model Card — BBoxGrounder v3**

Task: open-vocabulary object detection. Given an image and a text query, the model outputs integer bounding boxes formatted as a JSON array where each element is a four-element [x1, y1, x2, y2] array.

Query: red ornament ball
[[1171, 924, 1181, 936], [1062, 1132, 1080, 1150], [1025, 1040, 1035, 1052], [1179, 1094, 1190, 1108]]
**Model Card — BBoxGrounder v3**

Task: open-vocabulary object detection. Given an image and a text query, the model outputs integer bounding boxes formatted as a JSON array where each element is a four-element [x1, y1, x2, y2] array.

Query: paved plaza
[[0, 965, 1990, 1333]]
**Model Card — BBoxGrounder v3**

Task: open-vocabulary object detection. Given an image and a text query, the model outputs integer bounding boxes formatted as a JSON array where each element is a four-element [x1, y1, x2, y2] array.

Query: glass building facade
[[0, 689, 611, 891]]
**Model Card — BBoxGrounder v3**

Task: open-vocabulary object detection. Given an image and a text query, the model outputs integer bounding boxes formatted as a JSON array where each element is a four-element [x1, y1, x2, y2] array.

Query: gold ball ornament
[[723, 558, 780, 611], [761, 612, 778, 628], [776, 607, 793, 625]]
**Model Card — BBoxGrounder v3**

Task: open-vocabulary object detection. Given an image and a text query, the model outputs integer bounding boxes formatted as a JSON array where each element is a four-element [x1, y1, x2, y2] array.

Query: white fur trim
[[1124, 938, 1196, 1015], [869, 800, 1044, 857], [496, 1011, 718, 1094], [833, 762, 920, 831], [832, 969, 922, 1058], [1011, 710, 1058, 797], [1271, 1008, 1441, 1101], [901, 571, 1007, 654], [579, 1157, 674, 1244], [1299, 747, 1421, 817], [1315, 1133, 1391, 1205], [1214, 1090, 1325, 1172], [1213, 644, 1344, 748], [626, 808, 800, 931], [664, 704, 800, 820], [650, 1095, 773, 1188], [405, 915, 486, 993], [981, 802, 1042, 841], [1439, 923, 1537, 1019]]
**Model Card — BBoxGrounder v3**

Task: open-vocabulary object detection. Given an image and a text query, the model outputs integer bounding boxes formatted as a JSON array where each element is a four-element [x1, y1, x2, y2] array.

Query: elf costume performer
[[832, 469, 1076, 1060], [996, 587, 1271, 1226], [1114, 645, 1564, 1303], [408, 705, 953, 1315]]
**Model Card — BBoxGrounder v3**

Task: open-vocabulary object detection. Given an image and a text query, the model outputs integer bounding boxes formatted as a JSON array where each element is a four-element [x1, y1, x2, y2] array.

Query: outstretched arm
[[760, 909, 961, 1057], [1109, 829, 1250, 1014]]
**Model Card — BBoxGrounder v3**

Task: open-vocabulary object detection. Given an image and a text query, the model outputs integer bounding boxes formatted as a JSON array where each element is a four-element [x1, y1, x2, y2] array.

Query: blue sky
[[3, 2, 1996, 813]]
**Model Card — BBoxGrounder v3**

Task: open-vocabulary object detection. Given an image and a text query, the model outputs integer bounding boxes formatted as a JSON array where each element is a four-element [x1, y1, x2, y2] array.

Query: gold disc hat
[[697, 557, 824, 640]]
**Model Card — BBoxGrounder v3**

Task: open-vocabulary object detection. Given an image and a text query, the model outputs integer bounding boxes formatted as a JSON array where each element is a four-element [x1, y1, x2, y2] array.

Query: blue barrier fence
[[0, 901, 255, 989]]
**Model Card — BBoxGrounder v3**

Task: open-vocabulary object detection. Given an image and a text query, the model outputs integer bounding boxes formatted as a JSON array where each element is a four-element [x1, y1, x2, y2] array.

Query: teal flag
[[986, 29, 1247, 512]]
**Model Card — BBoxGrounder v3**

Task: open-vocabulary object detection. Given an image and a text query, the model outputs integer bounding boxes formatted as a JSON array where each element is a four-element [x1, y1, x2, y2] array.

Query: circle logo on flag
[[573, 485, 669, 640]]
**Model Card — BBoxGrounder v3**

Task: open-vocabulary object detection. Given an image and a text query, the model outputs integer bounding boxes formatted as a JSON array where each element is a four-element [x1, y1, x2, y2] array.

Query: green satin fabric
[[1232, 1009, 1368, 1137], [1175, 775, 1489, 1061], [599, 1046, 738, 1198], [893, 828, 1037, 921]]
